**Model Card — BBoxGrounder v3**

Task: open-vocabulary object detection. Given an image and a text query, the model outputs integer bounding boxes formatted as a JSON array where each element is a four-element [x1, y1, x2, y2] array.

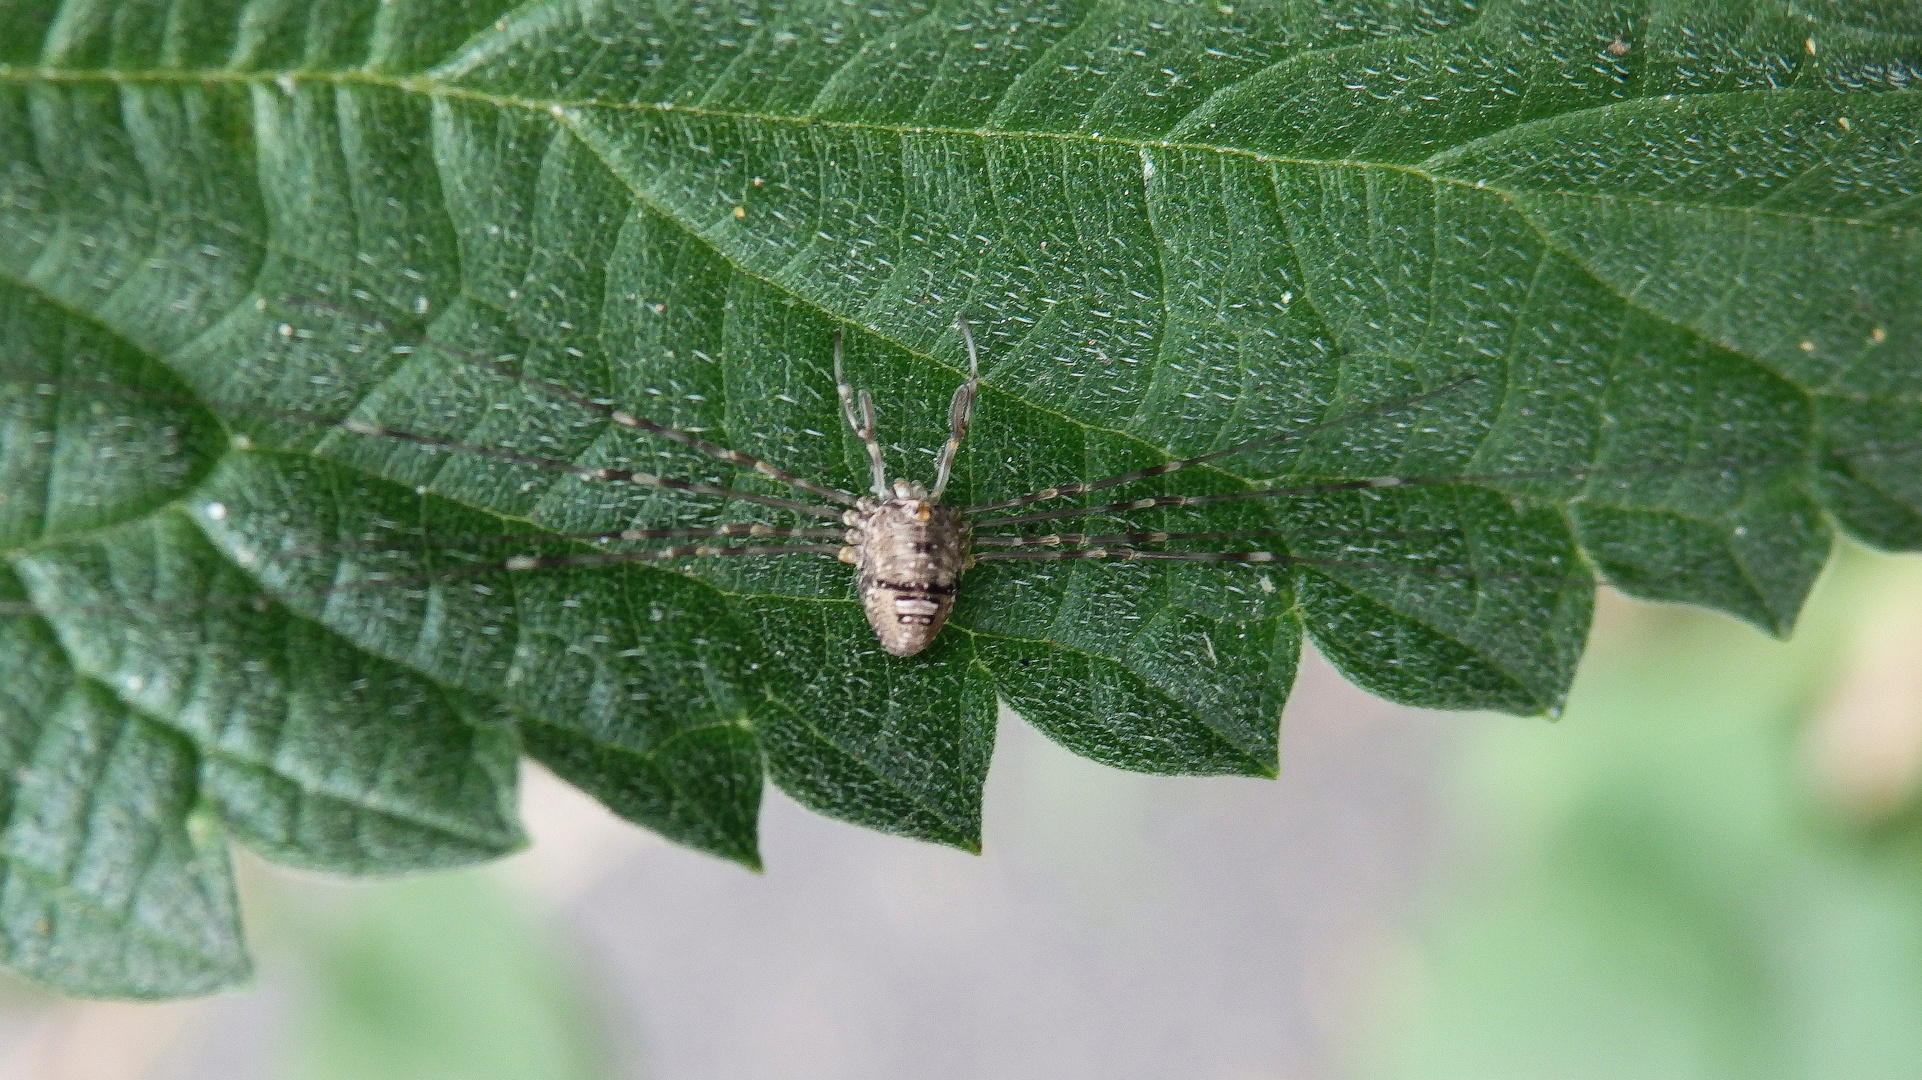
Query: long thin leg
[[264, 522, 850, 562], [834, 329, 891, 497], [0, 543, 853, 620], [340, 542, 852, 597], [931, 314, 981, 499], [326, 413, 846, 520], [969, 527, 1454, 548], [970, 481, 1402, 530], [587, 524, 847, 542], [548, 381, 859, 507], [286, 294, 862, 508], [970, 453, 1712, 529], [971, 547, 1571, 584], [961, 376, 1481, 515], [498, 543, 847, 571], [0, 540, 853, 619], [974, 547, 1296, 564]]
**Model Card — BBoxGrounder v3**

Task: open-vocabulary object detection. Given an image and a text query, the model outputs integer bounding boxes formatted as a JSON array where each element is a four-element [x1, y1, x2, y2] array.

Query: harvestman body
[[835, 318, 980, 656]]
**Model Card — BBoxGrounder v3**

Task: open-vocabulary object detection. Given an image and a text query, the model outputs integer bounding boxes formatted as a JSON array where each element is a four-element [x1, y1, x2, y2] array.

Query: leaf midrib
[[0, 65, 1898, 235], [9, 63, 1902, 439]]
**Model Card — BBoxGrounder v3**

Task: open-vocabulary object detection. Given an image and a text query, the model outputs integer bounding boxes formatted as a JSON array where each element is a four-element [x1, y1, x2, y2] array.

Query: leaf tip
[[1762, 610, 1803, 641], [708, 836, 766, 873], [926, 824, 985, 855], [938, 814, 984, 855]]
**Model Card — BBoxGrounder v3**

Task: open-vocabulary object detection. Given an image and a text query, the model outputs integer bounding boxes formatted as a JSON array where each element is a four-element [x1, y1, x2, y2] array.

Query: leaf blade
[[0, 5, 1910, 1000]]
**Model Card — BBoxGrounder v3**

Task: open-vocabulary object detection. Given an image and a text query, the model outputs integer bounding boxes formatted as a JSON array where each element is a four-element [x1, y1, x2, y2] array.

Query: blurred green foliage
[[1365, 547, 1922, 1080], [283, 871, 612, 1080]]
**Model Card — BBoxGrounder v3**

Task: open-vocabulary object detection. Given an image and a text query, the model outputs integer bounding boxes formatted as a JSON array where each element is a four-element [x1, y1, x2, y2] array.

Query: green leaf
[[0, 0, 1917, 995], [0, 567, 247, 997]]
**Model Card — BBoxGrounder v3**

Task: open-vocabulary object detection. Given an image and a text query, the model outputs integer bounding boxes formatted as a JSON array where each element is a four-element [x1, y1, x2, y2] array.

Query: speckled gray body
[[832, 316, 982, 657], [841, 489, 970, 657]]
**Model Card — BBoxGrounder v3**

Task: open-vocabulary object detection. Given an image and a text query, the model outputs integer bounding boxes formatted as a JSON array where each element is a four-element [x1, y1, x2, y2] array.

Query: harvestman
[[270, 310, 1483, 656], [15, 303, 1900, 646]]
